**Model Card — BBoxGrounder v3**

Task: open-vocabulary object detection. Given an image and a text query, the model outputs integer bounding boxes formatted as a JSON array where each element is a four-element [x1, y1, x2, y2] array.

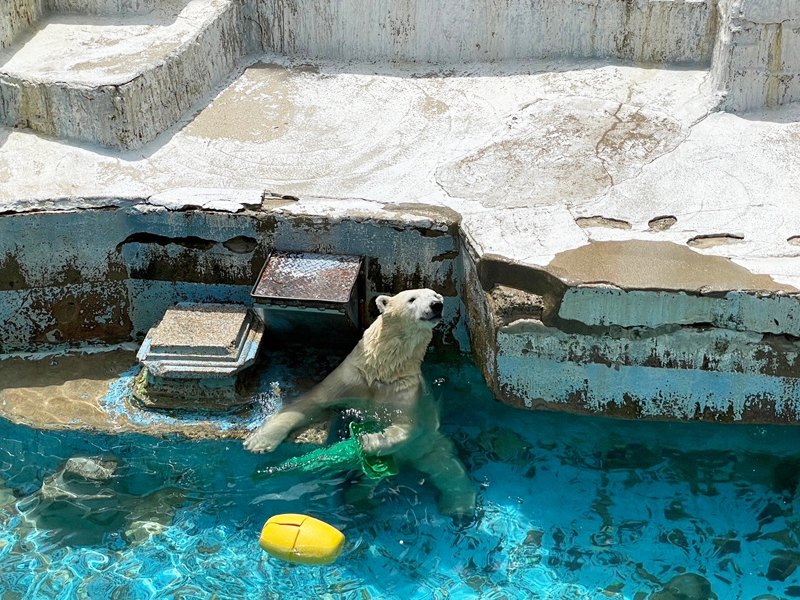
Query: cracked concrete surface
[[1, 56, 799, 289]]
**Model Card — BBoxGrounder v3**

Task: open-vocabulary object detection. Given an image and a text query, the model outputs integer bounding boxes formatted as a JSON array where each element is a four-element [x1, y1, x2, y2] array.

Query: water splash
[[97, 367, 284, 433]]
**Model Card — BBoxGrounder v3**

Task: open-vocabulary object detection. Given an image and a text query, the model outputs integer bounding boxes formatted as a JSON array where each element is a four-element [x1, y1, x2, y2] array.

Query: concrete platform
[[135, 303, 264, 409], [0, 0, 244, 148], [2, 56, 799, 289]]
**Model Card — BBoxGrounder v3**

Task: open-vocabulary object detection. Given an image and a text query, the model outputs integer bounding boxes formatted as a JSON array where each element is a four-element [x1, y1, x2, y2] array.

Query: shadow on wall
[[735, 101, 800, 125]]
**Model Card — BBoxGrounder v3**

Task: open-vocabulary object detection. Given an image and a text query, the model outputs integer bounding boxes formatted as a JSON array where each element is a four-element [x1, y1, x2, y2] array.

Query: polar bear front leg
[[244, 376, 350, 453], [244, 406, 310, 453]]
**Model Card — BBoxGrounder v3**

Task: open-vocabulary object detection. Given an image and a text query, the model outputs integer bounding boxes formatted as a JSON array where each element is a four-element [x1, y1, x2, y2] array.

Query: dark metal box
[[251, 251, 364, 343]]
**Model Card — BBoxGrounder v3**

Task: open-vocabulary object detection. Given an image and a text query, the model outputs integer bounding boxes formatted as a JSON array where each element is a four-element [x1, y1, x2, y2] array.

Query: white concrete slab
[[0, 0, 222, 86]]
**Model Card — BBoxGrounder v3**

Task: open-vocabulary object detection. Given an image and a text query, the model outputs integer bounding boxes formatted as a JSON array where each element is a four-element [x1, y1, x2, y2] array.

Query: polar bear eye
[[408, 297, 416, 304]]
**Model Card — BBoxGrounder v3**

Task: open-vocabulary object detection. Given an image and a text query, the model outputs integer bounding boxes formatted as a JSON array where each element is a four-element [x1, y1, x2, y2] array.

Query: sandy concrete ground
[[0, 349, 244, 438]]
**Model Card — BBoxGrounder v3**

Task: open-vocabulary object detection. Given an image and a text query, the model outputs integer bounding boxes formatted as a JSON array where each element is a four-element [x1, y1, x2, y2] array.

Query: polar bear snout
[[417, 291, 444, 324], [375, 288, 444, 326], [425, 300, 444, 321]]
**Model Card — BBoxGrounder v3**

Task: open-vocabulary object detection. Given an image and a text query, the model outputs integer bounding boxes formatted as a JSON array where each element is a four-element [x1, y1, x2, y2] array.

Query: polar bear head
[[375, 288, 444, 329]]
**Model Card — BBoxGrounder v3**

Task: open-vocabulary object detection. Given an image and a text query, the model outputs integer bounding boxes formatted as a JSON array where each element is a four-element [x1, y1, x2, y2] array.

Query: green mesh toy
[[253, 422, 399, 481]]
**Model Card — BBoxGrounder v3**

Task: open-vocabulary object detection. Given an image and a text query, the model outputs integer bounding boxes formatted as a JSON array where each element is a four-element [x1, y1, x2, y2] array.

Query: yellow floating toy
[[259, 514, 345, 565]]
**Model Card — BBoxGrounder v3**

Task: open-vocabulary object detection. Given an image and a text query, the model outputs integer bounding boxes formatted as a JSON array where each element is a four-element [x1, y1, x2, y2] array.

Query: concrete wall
[[711, 0, 800, 110], [255, 0, 718, 64], [47, 0, 168, 14], [1, 0, 45, 49], [0, 199, 463, 351]]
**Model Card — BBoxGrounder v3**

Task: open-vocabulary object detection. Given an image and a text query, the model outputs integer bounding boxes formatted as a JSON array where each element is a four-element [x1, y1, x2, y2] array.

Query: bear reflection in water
[[244, 289, 477, 518]]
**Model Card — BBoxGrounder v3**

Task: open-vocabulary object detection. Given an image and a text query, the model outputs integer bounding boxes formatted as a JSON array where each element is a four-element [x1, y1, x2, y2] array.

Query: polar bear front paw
[[358, 425, 413, 456], [357, 432, 384, 455], [243, 428, 284, 453]]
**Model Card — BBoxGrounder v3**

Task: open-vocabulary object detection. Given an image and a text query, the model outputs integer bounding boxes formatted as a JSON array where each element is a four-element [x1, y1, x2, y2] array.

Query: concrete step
[[0, 0, 246, 150]]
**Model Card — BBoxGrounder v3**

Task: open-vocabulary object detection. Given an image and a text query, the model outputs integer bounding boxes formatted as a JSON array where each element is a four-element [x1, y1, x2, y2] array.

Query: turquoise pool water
[[1, 350, 800, 599]]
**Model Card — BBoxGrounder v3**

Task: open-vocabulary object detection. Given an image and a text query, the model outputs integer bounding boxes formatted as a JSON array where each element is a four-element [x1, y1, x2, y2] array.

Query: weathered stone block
[[135, 303, 264, 410]]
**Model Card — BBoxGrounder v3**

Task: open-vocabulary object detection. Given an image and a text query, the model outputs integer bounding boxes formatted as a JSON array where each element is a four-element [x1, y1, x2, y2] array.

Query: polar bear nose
[[430, 301, 443, 316]]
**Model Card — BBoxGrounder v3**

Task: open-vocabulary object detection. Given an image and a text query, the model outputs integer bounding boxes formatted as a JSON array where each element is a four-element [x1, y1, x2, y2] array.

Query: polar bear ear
[[375, 295, 392, 314]]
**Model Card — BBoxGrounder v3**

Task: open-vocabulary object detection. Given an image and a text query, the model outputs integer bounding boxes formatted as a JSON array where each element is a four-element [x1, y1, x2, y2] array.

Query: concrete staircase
[[0, 0, 798, 149]]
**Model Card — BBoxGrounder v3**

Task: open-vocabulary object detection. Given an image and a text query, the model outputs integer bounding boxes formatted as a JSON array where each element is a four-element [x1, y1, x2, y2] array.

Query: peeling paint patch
[[498, 320, 800, 377], [494, 321, 800, 422], [0, 283, 132, 350], [497, 355, 800, 422], [558, 287, 800, 336]]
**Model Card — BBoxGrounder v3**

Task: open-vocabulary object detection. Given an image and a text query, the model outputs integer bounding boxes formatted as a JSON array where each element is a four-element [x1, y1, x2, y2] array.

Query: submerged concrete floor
[[3, 56, 800, 290], [0, 347, 333, 441]]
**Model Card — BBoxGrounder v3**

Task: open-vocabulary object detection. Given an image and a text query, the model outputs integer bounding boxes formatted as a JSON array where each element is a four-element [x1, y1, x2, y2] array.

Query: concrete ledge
[[0, 0, 246, 149], [463, 242, 800, 425]]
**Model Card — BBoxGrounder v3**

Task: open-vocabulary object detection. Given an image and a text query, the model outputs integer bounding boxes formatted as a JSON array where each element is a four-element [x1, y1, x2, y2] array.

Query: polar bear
[[244, 288, 477, 517]]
